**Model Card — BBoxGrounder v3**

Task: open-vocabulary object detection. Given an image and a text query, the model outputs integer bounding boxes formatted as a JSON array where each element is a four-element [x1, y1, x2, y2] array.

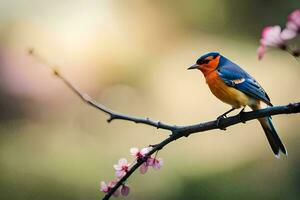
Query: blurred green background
[[0, 0, 299, 200]]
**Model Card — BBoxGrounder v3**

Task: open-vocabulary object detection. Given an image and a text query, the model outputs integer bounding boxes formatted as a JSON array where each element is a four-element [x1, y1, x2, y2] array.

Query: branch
[[102, 102, 300, 199], [53, 69, 176, 131], [28, 48, 300, 200], [103, 135, 174, 200], [27, 48, 176, 131], [175, 103, 300, 136]]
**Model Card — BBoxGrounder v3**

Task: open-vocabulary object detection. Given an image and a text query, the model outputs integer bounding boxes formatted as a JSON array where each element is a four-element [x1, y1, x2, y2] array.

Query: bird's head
[[188, 52, 221, 75]]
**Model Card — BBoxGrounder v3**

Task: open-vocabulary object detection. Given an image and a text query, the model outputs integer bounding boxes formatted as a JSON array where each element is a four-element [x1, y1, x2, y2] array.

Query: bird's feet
[[238, 107, 246, 123], [216, 114, 227, 130]]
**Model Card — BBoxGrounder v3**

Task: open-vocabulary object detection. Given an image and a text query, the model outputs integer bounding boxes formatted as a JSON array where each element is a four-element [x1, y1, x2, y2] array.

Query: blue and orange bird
[[188, 52, 287, 157]]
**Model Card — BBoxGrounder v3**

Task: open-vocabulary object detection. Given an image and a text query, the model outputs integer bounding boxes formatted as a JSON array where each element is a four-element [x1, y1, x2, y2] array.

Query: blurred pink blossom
[[257, 45, 266, 60], [130, 147, 153, 174], [100, 181, 110, 193], [101, 148, 163, 197], [114, 158, 130, 178], [100, 181, 120, 197], [147, 157, 163, 170], [130, 147, 151, 159], [281, 26, 297, 40], [257, 26, 286, 60], [121, 184, 130, 196], [288, 9, 300, 27], [260, 26, 285, 47], [281, 9, 300, 40], [139, 162, 149, 174]]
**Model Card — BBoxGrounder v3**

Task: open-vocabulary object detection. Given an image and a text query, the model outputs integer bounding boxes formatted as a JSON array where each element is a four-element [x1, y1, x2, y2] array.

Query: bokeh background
[[0, 1, 299, 200]]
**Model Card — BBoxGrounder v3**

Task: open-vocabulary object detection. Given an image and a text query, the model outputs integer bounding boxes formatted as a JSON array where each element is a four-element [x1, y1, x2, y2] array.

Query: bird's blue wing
[[217, 58, 272, 106]]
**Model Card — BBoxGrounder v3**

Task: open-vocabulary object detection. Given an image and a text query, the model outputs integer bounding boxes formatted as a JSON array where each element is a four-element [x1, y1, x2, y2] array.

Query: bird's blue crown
[[196, 52, 220, 65]]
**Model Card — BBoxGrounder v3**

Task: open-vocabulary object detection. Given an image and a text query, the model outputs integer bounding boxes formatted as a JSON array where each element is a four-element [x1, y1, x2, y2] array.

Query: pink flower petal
[[286, 21, 298, 32], [288, 9, 300, 27], [115, 170, 126, 178], [121, 185, 130, 196], [146, 157, 154, 166], [153, 158, 163, 170], [262, 26, 272, 38], [113, 164, 121, 171], [260, 25, 284, 47], [139, 162, 148, 174], [257, 45, 266, 60], [281, 28, 297, 40], [100, 181, 109, 193], [114, 158, 130, 178], [130, 147, 139, 156], [140, 147, 151, 155], [118, 158, 128, 166]]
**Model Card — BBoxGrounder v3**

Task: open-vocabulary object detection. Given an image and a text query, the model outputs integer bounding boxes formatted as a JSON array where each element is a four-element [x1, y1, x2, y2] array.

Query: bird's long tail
[[251, 105, 287, 157], [258, 117, 287, 157]]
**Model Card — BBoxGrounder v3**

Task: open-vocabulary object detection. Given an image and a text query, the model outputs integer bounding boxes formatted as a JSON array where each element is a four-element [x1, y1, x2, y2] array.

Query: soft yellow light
[[50, 13, 100, 51]]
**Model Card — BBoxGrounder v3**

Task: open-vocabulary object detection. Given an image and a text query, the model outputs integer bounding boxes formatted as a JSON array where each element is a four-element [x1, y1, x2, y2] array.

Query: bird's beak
[[187, 64, 199, 70]]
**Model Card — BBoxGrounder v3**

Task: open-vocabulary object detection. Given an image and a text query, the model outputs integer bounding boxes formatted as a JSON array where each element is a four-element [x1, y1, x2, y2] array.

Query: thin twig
[[28, 48, 176, 131], [27, 48, 300, 200]]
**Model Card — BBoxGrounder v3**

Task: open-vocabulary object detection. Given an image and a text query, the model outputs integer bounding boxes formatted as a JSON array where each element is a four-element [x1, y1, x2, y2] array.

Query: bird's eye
[[202, 59, 210, 64], [196, 59, 210, 65], [196, 57, 211, 65]]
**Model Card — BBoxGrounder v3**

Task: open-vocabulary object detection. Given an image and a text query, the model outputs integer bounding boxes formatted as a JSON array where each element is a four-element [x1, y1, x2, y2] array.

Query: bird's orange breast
[[204, 71, 250, 108]]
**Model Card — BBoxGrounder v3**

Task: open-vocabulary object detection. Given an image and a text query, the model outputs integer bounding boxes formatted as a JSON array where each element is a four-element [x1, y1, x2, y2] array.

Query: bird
[[188, 52, 287, 157]]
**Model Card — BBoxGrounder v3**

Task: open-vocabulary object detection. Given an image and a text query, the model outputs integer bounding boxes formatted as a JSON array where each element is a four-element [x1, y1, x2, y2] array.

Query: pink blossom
[[121, 184, 130, 196], [139, 162, 149, 174], [257, 26, 287, 59], [147, 157, 163, 170], [260, 26, 285, 47], [100, 181, 120, 197], [281, 26, 298, 40], [130, 147, 151, 159], [288, 9, 300, 27], [281, 9, 300, 40], [130, 147, 152, 174], [100, 181, 110, 193], [114, 158, 130, 178], [257, 44, 266, 60]]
